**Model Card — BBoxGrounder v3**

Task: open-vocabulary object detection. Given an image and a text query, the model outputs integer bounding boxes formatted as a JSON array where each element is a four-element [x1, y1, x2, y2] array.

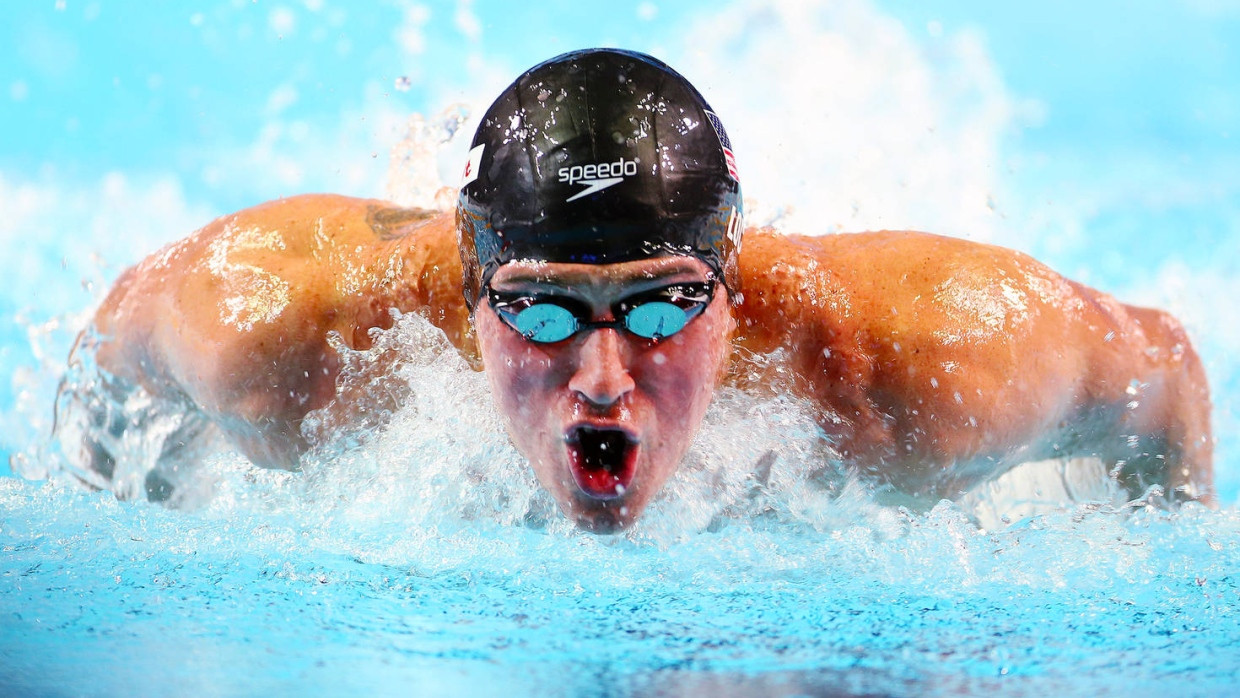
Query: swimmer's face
[[475, 257, 734, 533]]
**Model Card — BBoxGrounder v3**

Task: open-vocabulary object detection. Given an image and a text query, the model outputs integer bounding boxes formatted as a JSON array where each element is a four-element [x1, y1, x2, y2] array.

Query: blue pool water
[[5, 1, 1240, 695], [2, 467, 1238, 696], [8, 478, 1240, 695]]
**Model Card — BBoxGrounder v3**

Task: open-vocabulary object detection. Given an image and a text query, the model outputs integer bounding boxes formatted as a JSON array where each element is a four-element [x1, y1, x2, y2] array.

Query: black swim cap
[[456, 48, 743, 310]]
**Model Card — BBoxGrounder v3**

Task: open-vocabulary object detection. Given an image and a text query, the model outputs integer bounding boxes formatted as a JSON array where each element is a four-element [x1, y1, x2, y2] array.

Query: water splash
[[281, 312, 881, 547], [6, 308, 94, 480], [296, 311, 545, 540], [385, 103, 471, 211], [27, 297, 1166, 546]]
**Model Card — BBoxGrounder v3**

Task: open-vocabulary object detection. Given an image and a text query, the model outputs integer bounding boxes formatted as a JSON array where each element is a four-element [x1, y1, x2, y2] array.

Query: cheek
[[640, 312, 731, 428], [477, 315, 561, 421], [645, 345, 715, 404]]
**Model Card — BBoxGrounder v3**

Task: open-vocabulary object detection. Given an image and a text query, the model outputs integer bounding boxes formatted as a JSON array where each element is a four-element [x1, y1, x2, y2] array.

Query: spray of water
[[385, 104, 472, 211], [12, 100, 1159, 541]]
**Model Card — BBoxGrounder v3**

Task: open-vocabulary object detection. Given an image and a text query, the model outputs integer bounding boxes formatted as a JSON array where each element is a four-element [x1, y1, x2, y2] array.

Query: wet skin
[[72, 194, 1215, 522], [475, 258, 733, 532]]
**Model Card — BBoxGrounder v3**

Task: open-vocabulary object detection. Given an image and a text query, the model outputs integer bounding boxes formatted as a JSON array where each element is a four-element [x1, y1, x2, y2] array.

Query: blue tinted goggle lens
[[512, 303, 578, 342], [489, 281, 713, 343], [625, 301, 689, 339]]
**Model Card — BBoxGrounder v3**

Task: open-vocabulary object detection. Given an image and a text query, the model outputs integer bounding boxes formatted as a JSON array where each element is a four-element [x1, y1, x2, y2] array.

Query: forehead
[[490, 256, 713, 292]]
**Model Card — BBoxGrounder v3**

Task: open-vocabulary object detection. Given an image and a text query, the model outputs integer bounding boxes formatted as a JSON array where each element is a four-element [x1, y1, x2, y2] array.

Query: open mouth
[[565, 425, 639, 500]]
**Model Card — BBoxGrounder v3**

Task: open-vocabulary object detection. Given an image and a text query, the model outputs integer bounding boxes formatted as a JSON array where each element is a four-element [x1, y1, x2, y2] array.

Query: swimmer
[[56, 48, 1213, 531]]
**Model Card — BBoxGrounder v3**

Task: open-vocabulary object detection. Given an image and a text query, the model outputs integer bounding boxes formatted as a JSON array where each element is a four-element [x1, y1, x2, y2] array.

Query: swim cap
[[456, 48, 743, 310]]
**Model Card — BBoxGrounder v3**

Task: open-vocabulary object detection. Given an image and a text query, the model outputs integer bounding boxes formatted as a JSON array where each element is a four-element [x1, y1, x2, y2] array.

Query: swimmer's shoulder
[[734, 227, 1075, 351], [201, 194, 443, 258], [131, 193, 455, 307], [738, 228, 949, 304], [739, 228, 1058, 295], [98, 195, 457, 363]]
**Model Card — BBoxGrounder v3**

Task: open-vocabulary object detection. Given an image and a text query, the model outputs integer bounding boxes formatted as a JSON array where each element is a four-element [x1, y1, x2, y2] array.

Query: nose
[[568, 328, 636, 408]]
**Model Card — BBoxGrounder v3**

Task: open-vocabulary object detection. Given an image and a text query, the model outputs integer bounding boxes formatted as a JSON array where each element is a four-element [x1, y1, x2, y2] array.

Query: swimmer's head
[[456, 48, 743, 310], [461, 49, 741, 532]]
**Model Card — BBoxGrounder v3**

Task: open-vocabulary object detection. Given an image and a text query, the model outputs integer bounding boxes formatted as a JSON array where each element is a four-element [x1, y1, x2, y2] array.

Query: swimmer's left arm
[[735, 229, 1213, 503]]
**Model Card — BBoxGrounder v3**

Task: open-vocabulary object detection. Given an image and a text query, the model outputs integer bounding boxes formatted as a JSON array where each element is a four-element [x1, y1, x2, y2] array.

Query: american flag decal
[[722, 147, 738, 181], [704, 110, 739, 182]]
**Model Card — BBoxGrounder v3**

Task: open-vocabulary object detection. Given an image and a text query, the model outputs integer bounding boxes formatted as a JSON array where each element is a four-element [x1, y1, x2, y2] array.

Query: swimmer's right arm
[[74, 194, 469, 472]]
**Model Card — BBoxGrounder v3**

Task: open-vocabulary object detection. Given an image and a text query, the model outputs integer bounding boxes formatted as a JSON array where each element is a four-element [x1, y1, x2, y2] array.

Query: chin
[[575, 512, 629, 534], [565, 495, 646, 534]]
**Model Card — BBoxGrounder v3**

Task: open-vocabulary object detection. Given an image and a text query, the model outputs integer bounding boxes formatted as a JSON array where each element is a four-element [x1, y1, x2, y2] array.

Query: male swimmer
[[57, 49, 1213, 532]]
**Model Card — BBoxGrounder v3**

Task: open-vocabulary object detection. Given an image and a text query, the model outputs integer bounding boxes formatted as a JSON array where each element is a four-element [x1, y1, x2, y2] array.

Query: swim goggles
[[487, 279, 716, 343]]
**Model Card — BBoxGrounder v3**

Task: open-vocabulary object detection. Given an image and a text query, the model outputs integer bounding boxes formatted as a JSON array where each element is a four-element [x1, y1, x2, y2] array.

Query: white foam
[[672, 0, 1028, 240]]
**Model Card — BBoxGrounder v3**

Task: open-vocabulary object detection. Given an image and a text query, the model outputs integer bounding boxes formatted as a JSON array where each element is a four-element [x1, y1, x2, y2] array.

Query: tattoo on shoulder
[[365, 205, 434, 240]]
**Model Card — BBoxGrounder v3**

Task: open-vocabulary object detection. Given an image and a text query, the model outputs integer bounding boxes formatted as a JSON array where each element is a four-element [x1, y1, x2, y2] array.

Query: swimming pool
[[4, 301, 1239, 697], [3, 457, 1238, 696], [4, 2, 1240, 695]]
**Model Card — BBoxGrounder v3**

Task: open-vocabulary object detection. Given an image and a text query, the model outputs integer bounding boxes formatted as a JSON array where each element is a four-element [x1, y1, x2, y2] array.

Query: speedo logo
[[558, 158, 638, 203]]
